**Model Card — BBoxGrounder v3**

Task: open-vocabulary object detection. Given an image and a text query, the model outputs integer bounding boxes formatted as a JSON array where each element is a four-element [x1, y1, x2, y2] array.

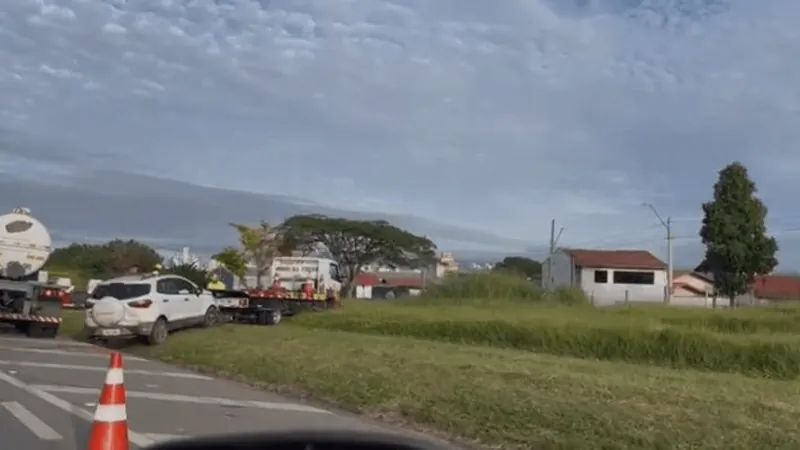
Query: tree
[[280, 214, 437, 296], [699, 162, 778, 307], [103, 239, 163, 276], [229, 221, 284, 288], [493, 256, 542, 279], [212, 247, 249, 288], [47, 239, 162, 279], [164, 263, 209, 287]]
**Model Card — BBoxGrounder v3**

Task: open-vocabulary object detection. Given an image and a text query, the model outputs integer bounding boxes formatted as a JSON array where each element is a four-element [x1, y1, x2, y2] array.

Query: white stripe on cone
[[105, 368, 124, 385], [93, 404, 127, 422]]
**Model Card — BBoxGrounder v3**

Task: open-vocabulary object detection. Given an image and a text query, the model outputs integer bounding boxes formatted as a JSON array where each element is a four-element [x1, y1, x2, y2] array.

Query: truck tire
[[256, 309, 281, 326], [147, 317, 168, 346], [26, 323, 58, 339]]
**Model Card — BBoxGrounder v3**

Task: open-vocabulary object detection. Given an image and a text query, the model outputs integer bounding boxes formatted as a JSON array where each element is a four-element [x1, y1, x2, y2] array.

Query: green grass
[[57, 272, 800, 449], [292, 300, 800, 378], [58, 310, 800, 450]]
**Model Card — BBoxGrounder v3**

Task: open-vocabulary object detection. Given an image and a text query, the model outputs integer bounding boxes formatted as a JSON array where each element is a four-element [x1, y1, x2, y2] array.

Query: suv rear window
[[91, 283, 151, 300]]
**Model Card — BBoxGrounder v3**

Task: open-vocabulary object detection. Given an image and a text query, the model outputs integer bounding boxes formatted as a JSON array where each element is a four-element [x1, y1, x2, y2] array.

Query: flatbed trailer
[[0, 279, 63, 338], [211, 289, 336, 326]]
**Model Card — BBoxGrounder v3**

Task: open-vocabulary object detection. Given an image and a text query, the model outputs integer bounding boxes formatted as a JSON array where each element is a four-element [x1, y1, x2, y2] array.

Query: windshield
[[91, 283, 151, 300]]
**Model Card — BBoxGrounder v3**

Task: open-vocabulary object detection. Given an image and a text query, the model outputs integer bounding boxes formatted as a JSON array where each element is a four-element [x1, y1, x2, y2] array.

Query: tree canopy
[[222, 221, 285, 288], [212, 246, 249, 286], [163, 262, 209, 287], [47, 239, 163, 280], [699, 162, 778, 306], [492, 256, 542, 279], [280, 214, 437, 295]]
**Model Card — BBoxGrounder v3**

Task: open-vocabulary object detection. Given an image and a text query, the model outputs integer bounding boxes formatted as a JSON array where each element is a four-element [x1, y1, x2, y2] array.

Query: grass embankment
[[59, 273, 800, 449]]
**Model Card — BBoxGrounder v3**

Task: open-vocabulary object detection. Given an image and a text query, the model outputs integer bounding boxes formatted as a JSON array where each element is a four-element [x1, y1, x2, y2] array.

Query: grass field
[[59, 274, 800, 450]]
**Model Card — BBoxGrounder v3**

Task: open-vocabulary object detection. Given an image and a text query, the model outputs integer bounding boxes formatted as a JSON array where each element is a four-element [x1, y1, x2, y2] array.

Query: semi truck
[[213, 256, 343, 325], [0, 207, 65, 337]]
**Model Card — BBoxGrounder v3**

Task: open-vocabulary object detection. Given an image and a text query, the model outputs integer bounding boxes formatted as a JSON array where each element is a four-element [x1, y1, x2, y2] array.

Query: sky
[[2, 0, 800, 268]]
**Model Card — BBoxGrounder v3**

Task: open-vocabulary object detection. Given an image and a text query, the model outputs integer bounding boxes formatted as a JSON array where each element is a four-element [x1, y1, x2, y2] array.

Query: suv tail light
[[128, 299, 153, 308]]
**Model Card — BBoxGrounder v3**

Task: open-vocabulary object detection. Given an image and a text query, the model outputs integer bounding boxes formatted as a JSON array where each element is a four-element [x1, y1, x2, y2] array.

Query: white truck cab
[[269, 256, 342, 294]]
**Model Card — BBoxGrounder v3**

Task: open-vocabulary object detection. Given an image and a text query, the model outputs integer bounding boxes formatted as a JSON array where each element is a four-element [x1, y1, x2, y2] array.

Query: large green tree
[[212, 247, 249, 287], [227, 221, 285, 288], [280, 214, 437, 296], [47, 239, 163, 279], [492, 256, 542, 279], [699, 162, 778, 307], [164, 263, 209, 287]]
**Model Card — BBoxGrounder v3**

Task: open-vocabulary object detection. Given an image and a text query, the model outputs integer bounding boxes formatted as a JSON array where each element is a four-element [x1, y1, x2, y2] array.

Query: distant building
[[543, 249, 668, 305], [168, 246, 200, 267]]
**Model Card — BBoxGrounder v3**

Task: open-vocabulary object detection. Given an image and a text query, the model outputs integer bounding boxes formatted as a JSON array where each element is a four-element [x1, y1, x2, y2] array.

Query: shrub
[[549, 286, 591, 306], [420, 272, 543, 304]]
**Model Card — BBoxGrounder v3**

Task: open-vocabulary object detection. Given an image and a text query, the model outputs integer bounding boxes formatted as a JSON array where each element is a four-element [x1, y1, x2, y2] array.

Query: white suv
[[84, 274, 219, 345]]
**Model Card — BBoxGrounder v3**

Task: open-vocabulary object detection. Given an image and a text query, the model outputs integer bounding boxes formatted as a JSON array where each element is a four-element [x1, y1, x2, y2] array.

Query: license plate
[[100, 328, 122, 336]]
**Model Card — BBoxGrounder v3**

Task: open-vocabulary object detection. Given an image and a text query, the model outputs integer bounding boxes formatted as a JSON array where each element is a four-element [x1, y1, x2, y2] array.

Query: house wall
[[545, 251, 575, 288], [673, 274, 711, 296], [580, 267, 667, 306], [355, 285, 372, 299]]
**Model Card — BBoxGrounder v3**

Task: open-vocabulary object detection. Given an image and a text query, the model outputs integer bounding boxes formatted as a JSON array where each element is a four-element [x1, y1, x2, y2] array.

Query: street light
[[642, 203, 673, 304]]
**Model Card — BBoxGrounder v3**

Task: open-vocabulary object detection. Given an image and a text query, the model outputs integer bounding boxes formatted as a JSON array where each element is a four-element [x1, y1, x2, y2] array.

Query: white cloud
[[1, 0, 800, 260]]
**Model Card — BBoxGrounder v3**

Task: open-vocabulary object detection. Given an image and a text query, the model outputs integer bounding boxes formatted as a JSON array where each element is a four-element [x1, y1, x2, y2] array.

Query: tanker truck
[[0, 207, 64, 338]]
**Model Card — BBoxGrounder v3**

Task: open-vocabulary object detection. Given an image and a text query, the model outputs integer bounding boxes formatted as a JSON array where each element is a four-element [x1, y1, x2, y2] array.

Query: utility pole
[[545, 220, 564, 290], [643, 203, 673, 304], [546, 219, 555, 290]]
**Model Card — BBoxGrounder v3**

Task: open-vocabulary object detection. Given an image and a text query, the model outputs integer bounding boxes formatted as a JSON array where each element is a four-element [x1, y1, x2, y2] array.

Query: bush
[[421, 272, 543, 303], [550, 286, 591, 306], [294, 305, 800, 379], [414, 272, 589, 307]]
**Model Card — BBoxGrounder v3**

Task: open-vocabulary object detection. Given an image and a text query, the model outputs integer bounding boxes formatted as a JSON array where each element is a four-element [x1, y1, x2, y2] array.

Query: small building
[[665, 271, 795, 307], [354, 270, 425, 299], [544, 249, 667, 306], [752, 275, 800, 302]]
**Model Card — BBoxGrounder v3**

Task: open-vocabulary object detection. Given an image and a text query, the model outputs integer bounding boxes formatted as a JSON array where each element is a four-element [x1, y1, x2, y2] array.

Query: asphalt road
[[0, 329, 454, 449]]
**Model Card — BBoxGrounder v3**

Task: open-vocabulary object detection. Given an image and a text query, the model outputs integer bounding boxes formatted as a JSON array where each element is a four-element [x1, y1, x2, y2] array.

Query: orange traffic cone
[[87, 352, 129, 450]]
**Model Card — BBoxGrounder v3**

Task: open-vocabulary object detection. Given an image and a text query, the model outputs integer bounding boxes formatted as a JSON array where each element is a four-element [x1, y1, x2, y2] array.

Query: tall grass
[[415, 272, 589, 306], [292, 273, 800, 379]]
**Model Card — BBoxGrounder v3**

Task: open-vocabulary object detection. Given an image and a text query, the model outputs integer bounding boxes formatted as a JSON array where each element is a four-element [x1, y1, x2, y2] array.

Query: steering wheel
[[145, 430, 455, 450]]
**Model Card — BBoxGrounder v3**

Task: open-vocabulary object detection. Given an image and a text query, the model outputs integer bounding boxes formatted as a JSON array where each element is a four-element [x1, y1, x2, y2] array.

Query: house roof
[[566, 249, 666, 270], [354, 272, 424, 288], [753, 275, 800, 300], [354, 273, 381, 286], [673, 270, 714, 283], [674, 282, 708, 295]]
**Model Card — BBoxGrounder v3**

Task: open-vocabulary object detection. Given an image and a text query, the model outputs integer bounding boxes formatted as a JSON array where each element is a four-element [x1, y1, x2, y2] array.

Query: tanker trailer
[[0, 207, 63, 337]]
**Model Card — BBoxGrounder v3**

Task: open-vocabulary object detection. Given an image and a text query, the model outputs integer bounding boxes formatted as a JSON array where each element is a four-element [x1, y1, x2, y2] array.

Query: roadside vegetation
[[58, 272, 800, 450], [55, 162, 798, 449]]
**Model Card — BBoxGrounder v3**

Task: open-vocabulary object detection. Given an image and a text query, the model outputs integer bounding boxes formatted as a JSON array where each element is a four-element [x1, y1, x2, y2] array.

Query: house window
[[613, 271, 655, 285], [594, 270, 608, 283]]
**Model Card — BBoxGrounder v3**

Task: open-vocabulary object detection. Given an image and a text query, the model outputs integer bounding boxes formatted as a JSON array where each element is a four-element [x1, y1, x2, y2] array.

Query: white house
[[543, 249, 668, 306]]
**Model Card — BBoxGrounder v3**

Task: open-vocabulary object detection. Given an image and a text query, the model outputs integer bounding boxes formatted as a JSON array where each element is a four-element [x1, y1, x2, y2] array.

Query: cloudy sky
[[2, 0, 800, 268]]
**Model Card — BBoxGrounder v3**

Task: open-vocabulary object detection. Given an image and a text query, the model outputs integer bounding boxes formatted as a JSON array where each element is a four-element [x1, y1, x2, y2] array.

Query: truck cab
[[269, 256, 343, 298]]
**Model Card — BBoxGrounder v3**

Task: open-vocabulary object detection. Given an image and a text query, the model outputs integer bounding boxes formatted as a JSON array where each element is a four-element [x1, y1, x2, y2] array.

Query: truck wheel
[[26, 323, 58, 339], [202, 307, 218, 328], [256, 310, 281, 326], [147, 318, 168, 346]]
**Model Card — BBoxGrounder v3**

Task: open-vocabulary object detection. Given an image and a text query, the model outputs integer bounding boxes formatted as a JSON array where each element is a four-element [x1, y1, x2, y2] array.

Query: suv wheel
[[147, 318, 168, 346], [202, 307, 218, 328]]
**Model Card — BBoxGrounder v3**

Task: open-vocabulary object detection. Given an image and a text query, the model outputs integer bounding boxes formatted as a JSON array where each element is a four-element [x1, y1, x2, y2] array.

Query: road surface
[[0, 330, 453, 449]]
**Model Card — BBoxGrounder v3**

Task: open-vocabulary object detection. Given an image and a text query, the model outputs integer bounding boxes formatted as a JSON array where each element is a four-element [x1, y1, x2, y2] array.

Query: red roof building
[[565, 249, 666, 270], [753, 275, 800, 300]]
